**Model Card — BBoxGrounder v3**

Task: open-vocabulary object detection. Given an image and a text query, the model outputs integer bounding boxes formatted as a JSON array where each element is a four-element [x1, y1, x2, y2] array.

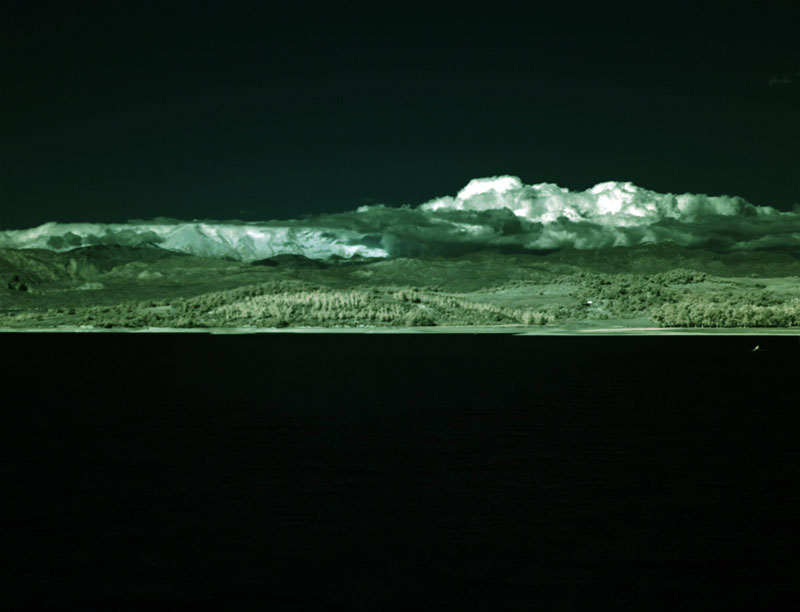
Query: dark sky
[[3, 1, 798, 228]]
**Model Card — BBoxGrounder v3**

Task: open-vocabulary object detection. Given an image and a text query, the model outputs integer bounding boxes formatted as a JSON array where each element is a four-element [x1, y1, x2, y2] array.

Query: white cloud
[[1, 176, 798, 259]]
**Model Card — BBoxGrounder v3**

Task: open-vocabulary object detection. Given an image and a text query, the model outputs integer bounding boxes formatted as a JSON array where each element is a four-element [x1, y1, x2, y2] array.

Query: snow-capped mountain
[[2, 176, 798, 259], [0, 222, 389, 261]]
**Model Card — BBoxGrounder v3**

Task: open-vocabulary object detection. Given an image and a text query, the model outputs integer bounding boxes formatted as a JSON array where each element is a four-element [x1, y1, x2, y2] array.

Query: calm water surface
[[4, 334, 799, 610]]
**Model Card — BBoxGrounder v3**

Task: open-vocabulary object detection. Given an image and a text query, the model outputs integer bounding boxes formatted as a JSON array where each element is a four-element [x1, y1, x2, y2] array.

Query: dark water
[[4, 334, 800, 610]]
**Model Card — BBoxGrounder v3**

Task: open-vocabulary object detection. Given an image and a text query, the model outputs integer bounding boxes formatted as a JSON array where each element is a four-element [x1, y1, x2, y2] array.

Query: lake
[[4, 333, 799, 610]]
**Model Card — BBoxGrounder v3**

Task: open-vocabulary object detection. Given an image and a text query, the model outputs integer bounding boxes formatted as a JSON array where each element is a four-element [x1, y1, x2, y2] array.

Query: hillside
[[2, 245, 799, 330]]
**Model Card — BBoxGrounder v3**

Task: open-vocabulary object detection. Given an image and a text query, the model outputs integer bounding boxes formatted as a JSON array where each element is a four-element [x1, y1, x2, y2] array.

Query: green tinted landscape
[[2, 243, 799, 331]]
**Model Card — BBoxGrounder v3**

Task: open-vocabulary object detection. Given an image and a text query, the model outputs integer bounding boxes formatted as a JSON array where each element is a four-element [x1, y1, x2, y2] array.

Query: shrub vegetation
[[7, 266, 797, 329], [70, 280, 554, 328]]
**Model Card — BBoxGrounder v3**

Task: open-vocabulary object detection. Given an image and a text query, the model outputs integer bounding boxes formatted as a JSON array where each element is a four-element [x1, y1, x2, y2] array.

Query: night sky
[[3, 1, 798, 229]]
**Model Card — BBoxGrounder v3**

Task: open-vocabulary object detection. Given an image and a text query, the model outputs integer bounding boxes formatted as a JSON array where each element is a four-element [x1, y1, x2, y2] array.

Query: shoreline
[[2, 325, 798, 336]]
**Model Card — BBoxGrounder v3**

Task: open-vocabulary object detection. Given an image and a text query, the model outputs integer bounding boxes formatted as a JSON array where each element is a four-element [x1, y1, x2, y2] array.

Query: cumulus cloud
[[2, 176, 800, 260]]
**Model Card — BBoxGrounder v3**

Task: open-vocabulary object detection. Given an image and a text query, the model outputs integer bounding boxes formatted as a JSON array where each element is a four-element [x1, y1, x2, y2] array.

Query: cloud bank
[[2, 176, 800, 260]]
